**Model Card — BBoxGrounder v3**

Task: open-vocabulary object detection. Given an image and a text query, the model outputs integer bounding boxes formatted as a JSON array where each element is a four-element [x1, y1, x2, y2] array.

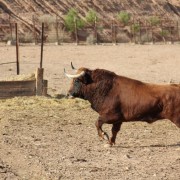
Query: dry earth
[[0, 43, 180, 180]]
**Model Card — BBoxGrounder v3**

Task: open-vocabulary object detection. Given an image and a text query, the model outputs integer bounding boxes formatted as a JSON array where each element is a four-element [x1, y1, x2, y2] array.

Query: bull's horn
[[71, 62, 76, 70], [64, 68, 85, 79]]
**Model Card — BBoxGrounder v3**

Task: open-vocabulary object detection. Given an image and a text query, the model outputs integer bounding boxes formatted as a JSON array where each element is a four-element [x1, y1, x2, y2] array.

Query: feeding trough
[[0, 69, 48, 99]]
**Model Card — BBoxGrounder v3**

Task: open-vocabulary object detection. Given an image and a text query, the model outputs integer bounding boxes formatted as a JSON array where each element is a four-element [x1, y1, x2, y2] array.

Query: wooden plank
[[42, 80, 48, 96], [0, 93, 35, 98], [0, 87, 35, 93], [0, 80, 36, 98], [0, 80, 36, 89], [36, 68, 44, 96], [0, 88, 36, 98]]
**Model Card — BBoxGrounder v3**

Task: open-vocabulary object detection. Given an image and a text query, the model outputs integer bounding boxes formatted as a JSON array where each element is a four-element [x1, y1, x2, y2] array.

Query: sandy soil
[[0, 44, 180, 180]]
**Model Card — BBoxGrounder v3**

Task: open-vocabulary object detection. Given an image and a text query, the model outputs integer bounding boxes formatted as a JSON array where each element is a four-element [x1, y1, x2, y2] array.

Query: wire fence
[[0, 13, 180, 45]]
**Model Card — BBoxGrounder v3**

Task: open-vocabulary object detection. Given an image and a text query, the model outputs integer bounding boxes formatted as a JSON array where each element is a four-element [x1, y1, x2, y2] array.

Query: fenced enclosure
[[0, 13, 180, 45], [0, 20, 48, 99]]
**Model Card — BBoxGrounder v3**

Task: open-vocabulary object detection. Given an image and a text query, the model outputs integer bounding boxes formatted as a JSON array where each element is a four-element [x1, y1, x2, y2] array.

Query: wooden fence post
[[56, 15, 59, 45], [40, 23, 44, 69], [15, 23, 20, 75], [139, 20, 142, 44], [177, 20, 180, 41], [74, 17, 78, 45], [9, 15, 13, 41], [170, 26, 173, 44], [111, 20, 116, 44], [36, 68, 44, 96], [32, 15, 37, 45], [94, 16, 98, 44], [151, 24, 154, 44]]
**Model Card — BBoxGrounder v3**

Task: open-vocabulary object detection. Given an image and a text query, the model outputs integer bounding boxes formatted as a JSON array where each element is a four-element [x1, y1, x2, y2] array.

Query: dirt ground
[[0, 44, 180, 180]]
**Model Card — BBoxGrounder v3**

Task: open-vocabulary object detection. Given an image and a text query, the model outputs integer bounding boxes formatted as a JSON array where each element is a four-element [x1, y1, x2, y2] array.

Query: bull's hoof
[[102, 132, 109, 141]]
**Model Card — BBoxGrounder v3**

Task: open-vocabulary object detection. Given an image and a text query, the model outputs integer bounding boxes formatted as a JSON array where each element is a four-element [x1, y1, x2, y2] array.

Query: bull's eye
[[74, 79, 79, 84]]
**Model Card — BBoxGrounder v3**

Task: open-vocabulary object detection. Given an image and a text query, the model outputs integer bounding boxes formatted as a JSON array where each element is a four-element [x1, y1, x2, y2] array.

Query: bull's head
[[64, 62, 92, 99]]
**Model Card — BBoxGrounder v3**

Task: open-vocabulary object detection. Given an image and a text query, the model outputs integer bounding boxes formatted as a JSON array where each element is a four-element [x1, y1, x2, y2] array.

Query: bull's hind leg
[[109, 122, 122, 145], [95, 118, 109, 141]]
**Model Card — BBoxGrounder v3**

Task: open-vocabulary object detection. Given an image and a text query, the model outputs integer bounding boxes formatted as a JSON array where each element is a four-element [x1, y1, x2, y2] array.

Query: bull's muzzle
[[66, 93, 74, 99]]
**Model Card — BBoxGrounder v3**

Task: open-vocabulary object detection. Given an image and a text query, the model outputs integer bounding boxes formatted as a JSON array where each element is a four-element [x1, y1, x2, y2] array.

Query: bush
[[39, 15, 56, 26], [148, 16, 160, 26], [86, 34, 97, 44], [131, 23, 140, 33], [85, 9, 98, 25], [160, 29, 169, 37], [117, 11, 131, 25], [19, 33, 34, 43], [64, 8, 84, 32]]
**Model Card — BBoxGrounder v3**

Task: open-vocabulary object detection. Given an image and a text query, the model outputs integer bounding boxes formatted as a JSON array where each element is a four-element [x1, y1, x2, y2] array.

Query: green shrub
[[64, 8, 84, 32], [131, 23, 140, 33], [148, 16, 160, 26], [117, 11, 131, 25], [160, 29, 169, 37], [85, 9, 98, 24]]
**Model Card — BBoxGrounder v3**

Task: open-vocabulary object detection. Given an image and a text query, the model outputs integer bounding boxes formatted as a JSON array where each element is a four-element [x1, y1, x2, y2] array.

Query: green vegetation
[[117, 11, 131, 25], [64, 8, 84, 32], [160, 29, 169, 36], [148, 16, 160, 26], [131, 23, 140, 33], [85, 9, 98, 24]]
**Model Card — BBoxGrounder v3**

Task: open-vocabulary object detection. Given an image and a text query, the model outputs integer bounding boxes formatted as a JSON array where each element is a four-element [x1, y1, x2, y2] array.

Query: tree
[[117, 11, 131, 26], [64, 8, 84, 32], [85, 9, 98, 25]]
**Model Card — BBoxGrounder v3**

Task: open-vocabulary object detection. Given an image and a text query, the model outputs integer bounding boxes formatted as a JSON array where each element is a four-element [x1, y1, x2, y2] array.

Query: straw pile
[[0, 73, 35, 81]]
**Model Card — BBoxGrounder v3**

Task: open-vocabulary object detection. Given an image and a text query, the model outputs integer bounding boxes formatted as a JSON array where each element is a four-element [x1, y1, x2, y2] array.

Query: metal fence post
[[15, 23, 20, 75]]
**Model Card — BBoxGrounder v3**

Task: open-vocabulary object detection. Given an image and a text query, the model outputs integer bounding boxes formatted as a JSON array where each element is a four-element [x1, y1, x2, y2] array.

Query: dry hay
[[0, 73, 35, 81], [0, 96, 90, 111]]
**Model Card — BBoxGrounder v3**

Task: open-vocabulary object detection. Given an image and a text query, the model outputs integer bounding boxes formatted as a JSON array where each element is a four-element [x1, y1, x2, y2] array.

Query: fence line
[[0, 13, 180, 44]]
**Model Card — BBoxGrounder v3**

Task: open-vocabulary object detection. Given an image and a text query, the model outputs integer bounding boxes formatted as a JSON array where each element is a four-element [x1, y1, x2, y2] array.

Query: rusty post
[[130, 22, 133, 43], [111, 20, 116, 44], [56, 15, 59, 45], [15, 23, 20, 75], [170, 25, 173, 44], [94, 16, 97, 44], [139, 20, 142, 44], [9, 15, 13, 41], [133, 17, 135, 43], [114, 23, 117, 44], [151, 23, 154, 44], [32, 15, 37, 45], [74, 17, 78, 44], [40, 23, 44, 68], [177, 20, 180, 41]]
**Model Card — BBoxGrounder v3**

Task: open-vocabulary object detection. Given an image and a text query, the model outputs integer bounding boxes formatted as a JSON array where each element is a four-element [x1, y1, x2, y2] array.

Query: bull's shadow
[[115, 142, 180, 148]]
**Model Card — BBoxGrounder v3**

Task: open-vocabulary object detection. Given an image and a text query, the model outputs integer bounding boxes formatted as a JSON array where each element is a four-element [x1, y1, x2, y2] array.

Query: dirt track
[[0, 44, 180, 179]]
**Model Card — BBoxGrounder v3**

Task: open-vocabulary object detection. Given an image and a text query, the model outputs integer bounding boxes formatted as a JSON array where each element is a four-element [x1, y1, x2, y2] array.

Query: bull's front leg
[[95, 117, 109, 141]]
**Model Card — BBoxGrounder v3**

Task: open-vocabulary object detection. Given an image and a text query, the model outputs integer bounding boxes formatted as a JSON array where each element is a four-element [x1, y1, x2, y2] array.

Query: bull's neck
[[82, 82, 112, 112]]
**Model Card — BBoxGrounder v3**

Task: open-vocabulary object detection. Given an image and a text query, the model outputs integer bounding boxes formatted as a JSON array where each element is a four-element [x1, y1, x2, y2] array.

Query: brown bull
[[64, 63, 180, 145]]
